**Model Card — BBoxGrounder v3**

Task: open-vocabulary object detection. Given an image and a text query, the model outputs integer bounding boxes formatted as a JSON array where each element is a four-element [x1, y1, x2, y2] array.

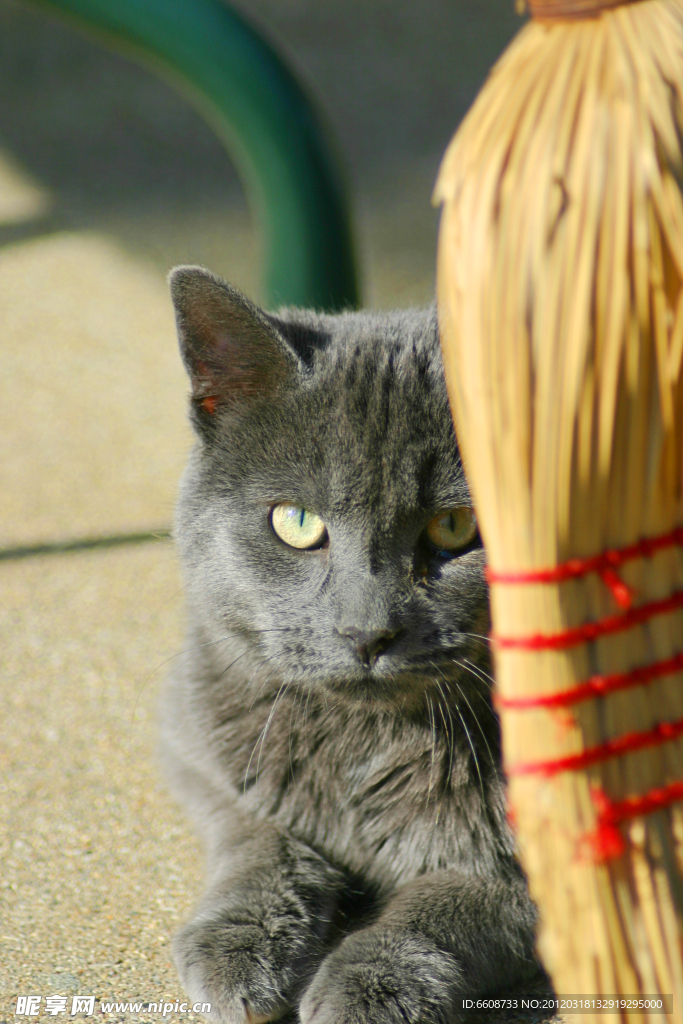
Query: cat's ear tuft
[[169, 266, 299, 419]]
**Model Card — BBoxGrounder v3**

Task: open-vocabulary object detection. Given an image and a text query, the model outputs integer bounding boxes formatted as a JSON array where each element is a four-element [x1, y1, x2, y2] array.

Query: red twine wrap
[[491, 528, 683, 860], [492, 589, 683, 650], [487, 527, 683, 610], [586, 781, 683, 861], [527, 0, 647, 20], [496, 651, 683, 710], [507, 717, 683, 777]]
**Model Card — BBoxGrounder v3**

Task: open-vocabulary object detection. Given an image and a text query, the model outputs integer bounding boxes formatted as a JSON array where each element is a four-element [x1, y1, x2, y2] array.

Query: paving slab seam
[[0, 529, 172, 562]]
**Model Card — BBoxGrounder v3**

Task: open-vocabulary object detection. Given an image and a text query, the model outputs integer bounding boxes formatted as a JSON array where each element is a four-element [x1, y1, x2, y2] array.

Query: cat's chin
[[318, 671, 442, 715]]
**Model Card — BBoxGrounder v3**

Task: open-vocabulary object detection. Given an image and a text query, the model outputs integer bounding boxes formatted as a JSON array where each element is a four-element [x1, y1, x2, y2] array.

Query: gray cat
[[161, 266, 549, 1024]]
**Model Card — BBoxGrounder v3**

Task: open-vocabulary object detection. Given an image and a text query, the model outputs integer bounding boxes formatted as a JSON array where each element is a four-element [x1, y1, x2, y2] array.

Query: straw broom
[[435, 1, 683, 1018]]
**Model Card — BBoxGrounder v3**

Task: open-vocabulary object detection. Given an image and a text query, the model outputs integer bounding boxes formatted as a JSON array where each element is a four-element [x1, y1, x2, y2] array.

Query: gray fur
[[161, 266, 549, 1024]]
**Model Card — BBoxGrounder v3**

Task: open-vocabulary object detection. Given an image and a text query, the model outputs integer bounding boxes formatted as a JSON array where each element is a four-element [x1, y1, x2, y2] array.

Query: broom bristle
[[436, 1, 683, 1017]]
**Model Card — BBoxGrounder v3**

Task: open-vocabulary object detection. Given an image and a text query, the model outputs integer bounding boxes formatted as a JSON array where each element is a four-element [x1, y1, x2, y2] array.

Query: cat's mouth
[[320, 656, 492, 713]]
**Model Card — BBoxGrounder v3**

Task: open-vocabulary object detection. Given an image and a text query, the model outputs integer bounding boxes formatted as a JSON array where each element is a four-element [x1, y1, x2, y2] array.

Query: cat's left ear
[[169, 266, 300, 418]]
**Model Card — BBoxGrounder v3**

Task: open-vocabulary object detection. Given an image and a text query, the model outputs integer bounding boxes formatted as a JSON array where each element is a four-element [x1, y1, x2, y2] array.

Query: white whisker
[[426, 693, 437, 802], [254, 681, 292, 784], [243, 673, 287, 792], [452, 677, 496, 771]]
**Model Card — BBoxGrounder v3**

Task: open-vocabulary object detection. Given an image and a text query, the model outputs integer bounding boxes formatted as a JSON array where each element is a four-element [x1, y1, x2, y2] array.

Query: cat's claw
[[173, 918, 300, 1024], [244, 1010, 271, 1024]]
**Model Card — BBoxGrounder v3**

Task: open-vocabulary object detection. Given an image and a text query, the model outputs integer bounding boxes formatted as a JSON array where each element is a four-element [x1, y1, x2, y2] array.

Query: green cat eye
[[426, 507, 478, 553], [271, 503, 328, 550]]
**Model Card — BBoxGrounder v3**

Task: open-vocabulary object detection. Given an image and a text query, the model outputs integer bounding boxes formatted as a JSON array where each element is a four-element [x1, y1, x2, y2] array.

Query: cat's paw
[[173, 911, 315, 1024], [298, 928, 462, 1024]]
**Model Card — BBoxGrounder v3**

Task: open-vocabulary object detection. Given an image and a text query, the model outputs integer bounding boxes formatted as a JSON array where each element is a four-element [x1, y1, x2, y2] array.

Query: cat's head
[[170, 266, 489, 712]]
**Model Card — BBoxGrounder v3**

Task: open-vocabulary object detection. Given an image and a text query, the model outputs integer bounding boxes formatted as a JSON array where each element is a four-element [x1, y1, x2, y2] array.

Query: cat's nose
[[337, 626, 401, 668]]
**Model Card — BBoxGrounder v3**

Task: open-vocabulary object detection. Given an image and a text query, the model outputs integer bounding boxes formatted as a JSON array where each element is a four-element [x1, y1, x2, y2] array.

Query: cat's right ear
[[169, 266, 299, 429]]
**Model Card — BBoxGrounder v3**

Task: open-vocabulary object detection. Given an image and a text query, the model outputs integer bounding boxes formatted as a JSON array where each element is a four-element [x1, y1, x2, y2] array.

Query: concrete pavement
[[0, 1, 525, 1020]]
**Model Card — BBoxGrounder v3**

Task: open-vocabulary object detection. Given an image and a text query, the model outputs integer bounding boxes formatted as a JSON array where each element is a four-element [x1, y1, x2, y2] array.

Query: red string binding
[[496, 651, 683, 710], [491, 589, 683, 650], [586, 782, 683, 861], [506, 716, 683, 777], [490, 526, 683, 859], [486, 527, 683, 610]]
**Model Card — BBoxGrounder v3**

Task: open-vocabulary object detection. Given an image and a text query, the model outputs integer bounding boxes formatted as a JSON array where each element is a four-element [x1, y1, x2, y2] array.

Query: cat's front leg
[[299, 869, 544, 1024], [174, 825, 344, 1024]]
